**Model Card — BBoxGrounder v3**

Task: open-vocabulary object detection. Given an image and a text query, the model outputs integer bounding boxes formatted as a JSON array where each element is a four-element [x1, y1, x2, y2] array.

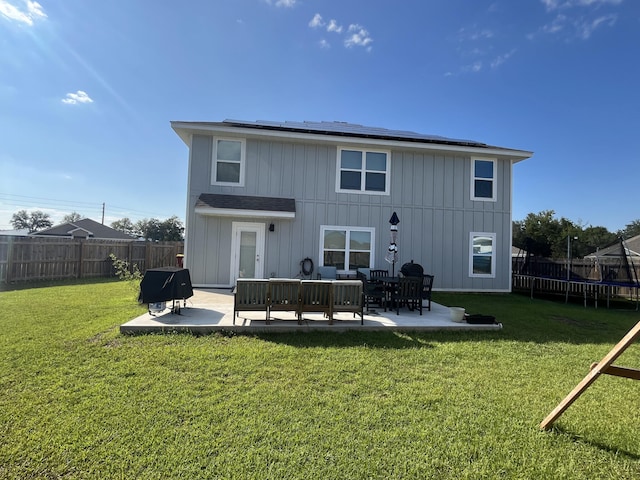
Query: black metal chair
[[391, 276, 423, 315], [370, 269, 389, 281], [356, 271, 387, 312], [422, 274, 434, 311]]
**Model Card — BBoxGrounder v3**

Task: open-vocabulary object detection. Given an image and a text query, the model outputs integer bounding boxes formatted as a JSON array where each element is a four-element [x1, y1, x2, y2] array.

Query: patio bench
[[233, 278, 364, 325]]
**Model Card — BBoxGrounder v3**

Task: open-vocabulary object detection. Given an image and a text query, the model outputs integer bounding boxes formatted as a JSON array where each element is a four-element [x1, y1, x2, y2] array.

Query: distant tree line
[[10, 210, 184, 241], [512, 210, 640, 259], [110, 216, 184, 241]]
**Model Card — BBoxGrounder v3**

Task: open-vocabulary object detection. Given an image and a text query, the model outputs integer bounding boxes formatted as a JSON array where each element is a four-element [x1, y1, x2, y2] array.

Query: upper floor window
[[212, 138, 245, 186], [320, 226, 375, 274], [471, 158, 496, 201], [469, 232, 496, 278], [336, 148, 390, 195]]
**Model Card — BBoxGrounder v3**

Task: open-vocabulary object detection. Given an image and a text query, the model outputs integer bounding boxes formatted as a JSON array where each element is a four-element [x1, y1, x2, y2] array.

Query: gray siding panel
[[185, 134, 515, 290]]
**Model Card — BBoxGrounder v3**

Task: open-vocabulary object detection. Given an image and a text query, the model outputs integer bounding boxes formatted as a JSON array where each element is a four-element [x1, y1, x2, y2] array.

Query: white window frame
[[469, 232, 496, 278], [336, 147, 391, 195], [319, 225, 375, 275], [470, 157, 497, 202], [211, 137, 246, 186]]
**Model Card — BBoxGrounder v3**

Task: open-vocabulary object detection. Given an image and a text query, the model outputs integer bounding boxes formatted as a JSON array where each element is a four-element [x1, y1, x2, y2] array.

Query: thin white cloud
[[576, 13, 617, 38], [0, 0, 46, 26], [344, 24, 373, 49], [327, 19, 343, 34], [490, 49, 516, 68], [309, 13, 324, 28], [265, 0, 297, 7], [542, 0, 623, 10], [462, 61, 483, 73], [62, 90, 94, 105], [310, 15, 373, 52]]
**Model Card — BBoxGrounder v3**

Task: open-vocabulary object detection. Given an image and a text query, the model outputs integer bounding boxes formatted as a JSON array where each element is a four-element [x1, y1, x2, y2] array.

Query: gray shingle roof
[[33, 218, 137, 240], [196, 194, 296, 213]]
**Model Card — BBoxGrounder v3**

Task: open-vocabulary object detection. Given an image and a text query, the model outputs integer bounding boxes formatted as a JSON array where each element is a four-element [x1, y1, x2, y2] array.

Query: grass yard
[[1, 279, 639, 479]]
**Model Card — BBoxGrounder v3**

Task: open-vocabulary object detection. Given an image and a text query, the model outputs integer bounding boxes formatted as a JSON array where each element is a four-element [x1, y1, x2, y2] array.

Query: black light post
[[385, 212, 400, 276]]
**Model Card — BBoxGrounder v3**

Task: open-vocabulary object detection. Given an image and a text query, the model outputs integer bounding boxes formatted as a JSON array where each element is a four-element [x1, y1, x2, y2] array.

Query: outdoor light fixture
[[269, 223, 275, 232], [385, 211, 400, 275]]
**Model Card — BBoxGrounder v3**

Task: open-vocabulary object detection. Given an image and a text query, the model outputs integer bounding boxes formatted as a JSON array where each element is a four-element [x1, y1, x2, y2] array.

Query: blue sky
[[1, 0, 638, 232]]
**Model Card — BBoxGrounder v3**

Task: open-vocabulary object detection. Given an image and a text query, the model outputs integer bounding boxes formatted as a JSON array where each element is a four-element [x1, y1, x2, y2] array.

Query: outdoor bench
[[233, 278, 363, 325]]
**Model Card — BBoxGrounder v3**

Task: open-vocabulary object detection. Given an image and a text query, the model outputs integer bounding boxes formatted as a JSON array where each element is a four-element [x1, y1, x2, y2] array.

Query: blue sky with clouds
[[0, 0, 638, 232]]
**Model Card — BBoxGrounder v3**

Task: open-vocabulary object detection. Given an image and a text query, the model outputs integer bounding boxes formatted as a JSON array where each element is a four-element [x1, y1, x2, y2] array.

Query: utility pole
[[102, 203, 105, 225]]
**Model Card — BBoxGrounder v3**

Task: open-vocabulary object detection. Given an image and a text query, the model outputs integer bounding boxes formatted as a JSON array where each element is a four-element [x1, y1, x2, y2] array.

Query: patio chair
[[316, 265, 337, 280], [332, 280, 364, 325], [357, 271, 387, 312], [391, 276, 423, 315], [299, 280, 333, 323], [267, 278, 301, 324], [233, 279, 269, 325], [422, 274, 434, 311], [370, 269, 389, 280]]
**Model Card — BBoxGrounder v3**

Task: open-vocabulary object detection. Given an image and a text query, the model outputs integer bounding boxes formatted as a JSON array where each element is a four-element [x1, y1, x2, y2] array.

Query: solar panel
[[223, 119, 486, 147]]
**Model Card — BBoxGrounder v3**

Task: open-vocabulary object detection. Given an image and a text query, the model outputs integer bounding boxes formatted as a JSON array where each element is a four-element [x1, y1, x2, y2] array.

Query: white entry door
[[230, 222, 265, 283]]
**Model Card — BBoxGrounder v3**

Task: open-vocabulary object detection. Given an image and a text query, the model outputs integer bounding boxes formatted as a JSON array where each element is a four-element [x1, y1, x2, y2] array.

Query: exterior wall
[[184, 133, 514, 291]]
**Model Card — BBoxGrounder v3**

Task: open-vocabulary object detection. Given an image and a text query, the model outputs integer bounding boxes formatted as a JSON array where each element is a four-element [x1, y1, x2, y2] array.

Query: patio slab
[[120, 288, 502, 334]]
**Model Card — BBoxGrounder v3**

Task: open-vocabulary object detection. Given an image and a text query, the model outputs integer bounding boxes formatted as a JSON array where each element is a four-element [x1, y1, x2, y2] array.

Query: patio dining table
[[375, 276, 400, 308]]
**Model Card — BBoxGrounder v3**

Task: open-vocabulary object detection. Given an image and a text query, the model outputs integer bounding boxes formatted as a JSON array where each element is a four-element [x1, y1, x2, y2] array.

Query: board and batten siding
[[185, 134, 513, 290]]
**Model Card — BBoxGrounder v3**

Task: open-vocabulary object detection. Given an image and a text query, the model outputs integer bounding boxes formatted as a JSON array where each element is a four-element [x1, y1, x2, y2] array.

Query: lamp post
[[385, 212, 400, 276], [565, 235, 578, 303]]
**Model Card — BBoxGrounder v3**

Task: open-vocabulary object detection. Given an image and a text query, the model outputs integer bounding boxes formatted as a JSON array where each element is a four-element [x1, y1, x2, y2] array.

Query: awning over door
[[195, 194, 296, 219]]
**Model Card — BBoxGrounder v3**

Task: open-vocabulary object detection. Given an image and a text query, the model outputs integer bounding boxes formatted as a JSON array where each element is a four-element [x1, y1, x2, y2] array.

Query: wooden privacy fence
[[0, 236, 184, 284]]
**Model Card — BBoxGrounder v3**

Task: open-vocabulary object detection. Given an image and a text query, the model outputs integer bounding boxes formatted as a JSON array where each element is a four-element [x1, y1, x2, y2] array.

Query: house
[[33, 218, 137, 241], [171, 119, 533, 291], [585, 234, 640, 260]]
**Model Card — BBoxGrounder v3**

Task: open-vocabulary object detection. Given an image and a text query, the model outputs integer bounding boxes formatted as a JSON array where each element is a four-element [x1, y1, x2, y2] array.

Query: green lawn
[[1, 280, 639, 479]]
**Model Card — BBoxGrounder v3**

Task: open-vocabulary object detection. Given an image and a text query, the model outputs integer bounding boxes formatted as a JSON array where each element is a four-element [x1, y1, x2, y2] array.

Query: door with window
[[231, 222, 265, 283]]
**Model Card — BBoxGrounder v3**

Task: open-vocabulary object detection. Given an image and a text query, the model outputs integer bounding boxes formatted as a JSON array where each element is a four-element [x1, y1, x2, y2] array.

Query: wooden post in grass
[[540, 320, 640, 430]]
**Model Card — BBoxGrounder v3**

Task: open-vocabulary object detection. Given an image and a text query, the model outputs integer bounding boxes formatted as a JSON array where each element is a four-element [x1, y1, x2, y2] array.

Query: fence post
[[77, 239, 84, 279], [6, 236, 14, 283]]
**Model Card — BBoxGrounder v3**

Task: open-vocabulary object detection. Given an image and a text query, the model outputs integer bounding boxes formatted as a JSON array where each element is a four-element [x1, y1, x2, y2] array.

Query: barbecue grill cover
[[400, 262, 424, 277], [138, 267, 193, 304]]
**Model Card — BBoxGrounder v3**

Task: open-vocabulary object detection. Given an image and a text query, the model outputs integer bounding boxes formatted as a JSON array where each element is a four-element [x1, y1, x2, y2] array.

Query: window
[[337, 148, 390, 194], [212, 138, 245, 185], [471, 158, 496, 201], [469, 232, 496, 278], [320, 226, 375, 273]]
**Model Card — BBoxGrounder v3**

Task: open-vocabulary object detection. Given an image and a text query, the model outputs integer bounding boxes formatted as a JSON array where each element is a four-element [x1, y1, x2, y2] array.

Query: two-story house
[[171, 119, 533, 291]]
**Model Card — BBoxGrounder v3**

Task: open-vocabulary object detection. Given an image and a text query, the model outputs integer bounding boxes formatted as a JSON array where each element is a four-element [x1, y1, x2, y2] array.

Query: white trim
[[319, 225, 376, 275], [211, 137, 246, 186], [195, 207, 295, 219], [470, 157, 497, 202], [335, 147, 391, 195], [469, 232, 497, 278], [172, 122, 533, 162]]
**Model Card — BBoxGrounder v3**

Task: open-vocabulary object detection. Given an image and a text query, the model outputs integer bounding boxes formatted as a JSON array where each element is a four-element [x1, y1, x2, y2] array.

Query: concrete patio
[[120, 288, 503, 334]]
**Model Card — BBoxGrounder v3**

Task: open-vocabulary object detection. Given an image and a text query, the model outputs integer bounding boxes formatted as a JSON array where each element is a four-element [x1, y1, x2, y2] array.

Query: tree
[[513, 210, 617, 259], [63, 212, 83, 223], [135, 216, 184, 241], [620, 219, 640, 239], [10, 210, 53, 233], [111, 217, 137, 237]]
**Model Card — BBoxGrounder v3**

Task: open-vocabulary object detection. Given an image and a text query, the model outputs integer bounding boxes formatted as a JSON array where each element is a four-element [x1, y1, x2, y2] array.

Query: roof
[[33, 218, 137, 240], [171, 119, 533, 162], [195, 194, 296, 219], [585, 235, 640, 258]]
